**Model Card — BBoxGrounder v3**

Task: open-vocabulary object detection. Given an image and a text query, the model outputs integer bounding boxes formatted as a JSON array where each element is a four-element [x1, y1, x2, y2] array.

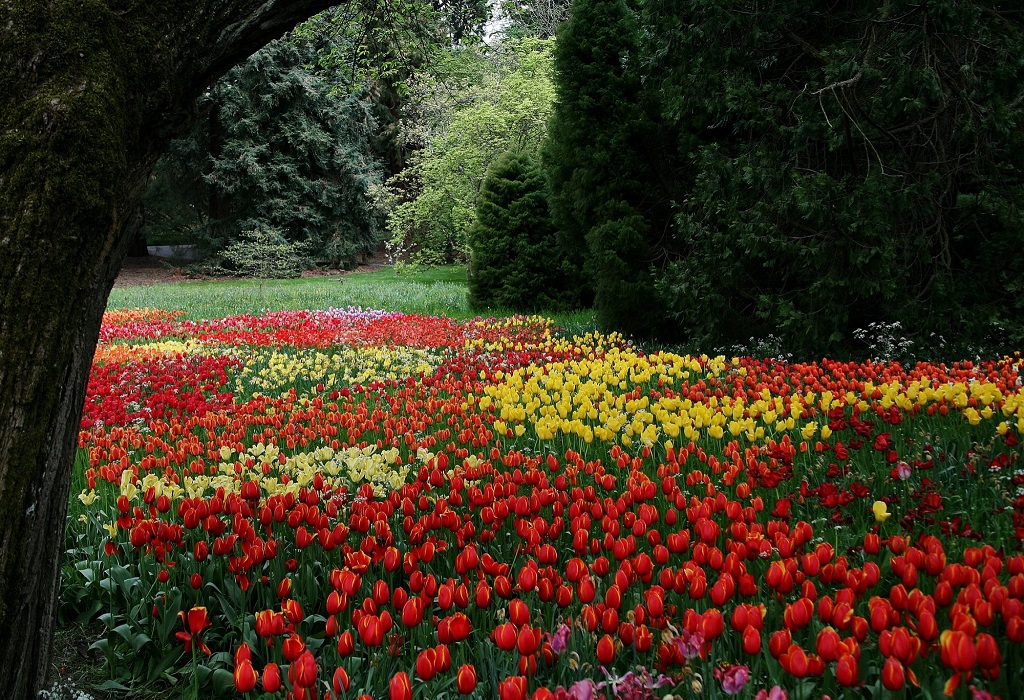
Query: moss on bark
[[0, 0, 338, 696]]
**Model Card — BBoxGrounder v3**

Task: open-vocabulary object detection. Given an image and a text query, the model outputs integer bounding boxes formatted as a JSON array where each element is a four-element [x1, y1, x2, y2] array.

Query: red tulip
[[358, 614, 384, 646], [495, 621, 518, 651], [518, 566, 537, 592], [390, 671, 413, 700], [401, 598, 423, 627], [175, 606, 212, 655], [1007, 616, 1024, 643], [881, 657, 905, 691], [281, 599, 303, 624], [783, 598, 813, 630], [457, 664, 477, 694], [255, 610, 283, 638], [416, 648, 436, 681], [290, 650, 317, 688], [636, 623, 653, 652], [435, 643, 452, 672], [741, 626, 761, 656], [500, 676, 527, 700], [517, 625, 540, 656], [782, 644, 809, 678], [769, 629, 792, 658], [578, 577, 596, 603], [940, 629, 977, 672], [476, 580, 493, 608], [510, 598, 530, 626], [835, 653, 858, 686], [597, 634, 615, 664], [815, 626, 840, 662], [282, 633, 306, 662], [333, 667, 351, 695], [234, 659, 258, 693], [975, 633, 1001, 671], [262, 663, 282, 693]]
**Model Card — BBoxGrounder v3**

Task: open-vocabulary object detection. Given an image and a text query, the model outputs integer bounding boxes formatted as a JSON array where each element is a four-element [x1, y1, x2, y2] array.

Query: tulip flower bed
[[64, 306, 1024, 700]]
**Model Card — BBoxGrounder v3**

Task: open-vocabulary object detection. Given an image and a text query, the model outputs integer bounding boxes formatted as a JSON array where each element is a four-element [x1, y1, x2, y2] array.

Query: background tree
[[498, 0, 572, 38], [647, 1, 1024, 356], [142, 15, 391, 268], [141, 135, 212, 246], [296, 0, 489, 178], [204, 37, 383, 268], [0, 1, 364, 696], [386, 36, 557, 264], [543, 0, 679, 338], [467, 150, 571, 310], [141, 0, 491, 269]]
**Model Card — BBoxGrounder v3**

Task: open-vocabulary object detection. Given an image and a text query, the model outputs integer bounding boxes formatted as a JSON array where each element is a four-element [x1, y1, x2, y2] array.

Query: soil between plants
[[114, 255, 388, 288]]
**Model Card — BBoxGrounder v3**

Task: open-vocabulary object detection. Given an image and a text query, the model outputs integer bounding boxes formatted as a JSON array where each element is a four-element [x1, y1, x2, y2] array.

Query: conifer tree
[[648, 1, 1024, 356], [208, 38, 383, 268], [543, 0, 678, 338], [468, 151, 569, 311]]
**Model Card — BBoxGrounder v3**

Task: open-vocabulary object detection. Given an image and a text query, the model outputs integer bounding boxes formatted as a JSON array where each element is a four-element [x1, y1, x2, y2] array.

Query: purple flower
[[549, 623, 572, 655], [672, 628, 704, 660], [754, 687, 788, 700], [969, 686, 998, 700], [714, 664, 750, 695], [597, 666, 671, 700], [567, 679, 597, 700], [896, 461, 912, 480]]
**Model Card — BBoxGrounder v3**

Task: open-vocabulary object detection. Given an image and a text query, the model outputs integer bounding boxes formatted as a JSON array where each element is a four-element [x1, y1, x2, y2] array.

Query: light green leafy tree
[[386, 37, 557, 264]]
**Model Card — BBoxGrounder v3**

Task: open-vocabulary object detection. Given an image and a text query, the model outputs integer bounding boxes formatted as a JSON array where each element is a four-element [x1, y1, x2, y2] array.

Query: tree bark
[[0, 1, 337, 697]]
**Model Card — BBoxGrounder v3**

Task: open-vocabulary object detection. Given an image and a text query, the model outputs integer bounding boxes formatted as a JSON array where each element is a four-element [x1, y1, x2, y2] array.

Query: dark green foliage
[[141, 30, 386, 271], [141, 1, 494, 273], [468, 151, 572, 311], [140, 136, 210, 246], [647, 1, 1024, 357], [543, 0, 680, 338], [206, 38, 383, 268]]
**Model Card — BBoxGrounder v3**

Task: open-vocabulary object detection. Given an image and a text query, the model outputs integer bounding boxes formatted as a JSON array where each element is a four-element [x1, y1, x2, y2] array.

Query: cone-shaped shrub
[[468, 151, 577, 312]]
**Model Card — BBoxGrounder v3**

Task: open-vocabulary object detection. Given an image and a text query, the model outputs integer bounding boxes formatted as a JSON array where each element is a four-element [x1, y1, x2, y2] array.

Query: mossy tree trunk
[[0, 1, 337, 697]]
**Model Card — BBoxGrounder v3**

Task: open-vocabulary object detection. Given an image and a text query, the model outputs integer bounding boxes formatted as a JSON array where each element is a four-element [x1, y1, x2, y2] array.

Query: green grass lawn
[[107, 265, 597, 333]]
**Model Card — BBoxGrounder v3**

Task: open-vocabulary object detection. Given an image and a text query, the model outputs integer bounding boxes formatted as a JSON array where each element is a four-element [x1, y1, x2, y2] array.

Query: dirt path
[[114, 256, 387, 288]]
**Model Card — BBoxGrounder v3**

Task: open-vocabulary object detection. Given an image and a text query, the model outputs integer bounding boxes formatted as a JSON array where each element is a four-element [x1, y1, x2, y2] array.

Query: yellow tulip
[[872, 501, 891, 523]]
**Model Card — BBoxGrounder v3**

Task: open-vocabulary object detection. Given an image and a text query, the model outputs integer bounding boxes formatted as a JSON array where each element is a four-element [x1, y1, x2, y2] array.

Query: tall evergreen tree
[[204, 37, 383, 268], [543, 0, 678, 338], [648, 1, 1024, 356], [468, 151, 570, 311]]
